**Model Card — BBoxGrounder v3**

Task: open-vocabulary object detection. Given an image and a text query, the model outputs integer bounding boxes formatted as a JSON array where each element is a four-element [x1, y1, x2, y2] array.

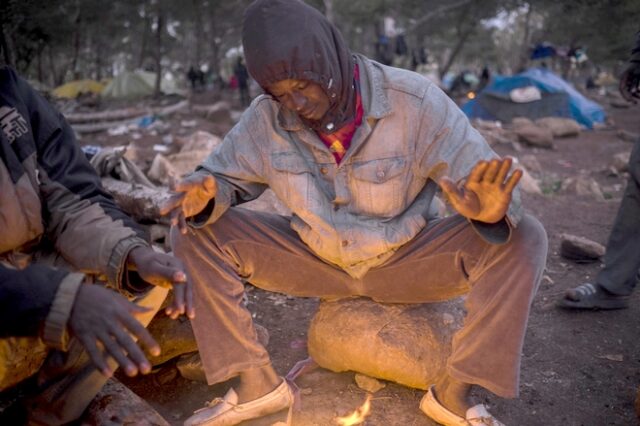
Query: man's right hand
[[68, 285, 161, 378], [160, 174, 217, 234]]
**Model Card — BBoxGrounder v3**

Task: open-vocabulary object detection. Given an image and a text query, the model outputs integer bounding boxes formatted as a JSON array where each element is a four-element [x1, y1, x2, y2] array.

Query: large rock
[[307, 298, 465, 390], [81, 378, 169, 425], [535, 117, 581, 138], [0, 337, 48, 391], [560, 233, 605, 263]]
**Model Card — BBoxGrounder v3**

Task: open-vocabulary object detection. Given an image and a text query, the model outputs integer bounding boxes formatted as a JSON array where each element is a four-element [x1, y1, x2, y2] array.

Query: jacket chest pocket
[[349, 157, 407, 217], [270, 152, 321, 211]]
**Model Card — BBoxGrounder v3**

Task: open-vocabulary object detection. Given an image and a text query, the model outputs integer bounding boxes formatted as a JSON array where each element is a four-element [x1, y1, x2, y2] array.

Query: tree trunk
[[208, 6, 221, 78], [516, 4, 533, 73], [439, 25, 474, 79], [154, 5, 165, 98], [70, 0, 82, 80], [137, 8, 151, 69], [323, 0, 335, 24], [192, 0, 203, 66], [0, 16, 15, 66], [37, 45, 44, 83]]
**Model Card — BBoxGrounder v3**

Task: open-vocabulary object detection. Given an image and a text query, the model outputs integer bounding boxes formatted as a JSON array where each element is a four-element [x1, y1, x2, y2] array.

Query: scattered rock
[[612, 151, 631, 173], [617, 129, 639, 143], [307, 297, 465, 390], [518, 168, 543, 195], [513, 122, 554, 148], [519, 154, 543, 175], [176, 130, 223, 153], [355, 374, 386, 393], [560, 174, 605, 201], [610, 99, 631, 109], [147, 150, 211, 185], [535, 117, 581, 138], [559, 233, 605, 263], [82, 378, 169, 425], [511, 117, 534, 126]]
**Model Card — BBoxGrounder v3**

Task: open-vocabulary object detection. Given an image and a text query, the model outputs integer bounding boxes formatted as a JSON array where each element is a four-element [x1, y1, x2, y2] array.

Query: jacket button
[[320, 167, 328, 175], [341, 240, 349, 247]]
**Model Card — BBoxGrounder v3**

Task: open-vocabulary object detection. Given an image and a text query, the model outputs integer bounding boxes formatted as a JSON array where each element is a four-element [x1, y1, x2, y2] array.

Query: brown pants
[[171, 208, 547, 398]]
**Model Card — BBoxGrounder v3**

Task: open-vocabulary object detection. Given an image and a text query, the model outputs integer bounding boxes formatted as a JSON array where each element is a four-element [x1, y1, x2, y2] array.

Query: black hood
[[242, 0, 355, 132]]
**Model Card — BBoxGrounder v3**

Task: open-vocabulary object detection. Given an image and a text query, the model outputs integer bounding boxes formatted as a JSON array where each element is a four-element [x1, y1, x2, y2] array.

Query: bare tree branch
[[407, 0, 474, 33]]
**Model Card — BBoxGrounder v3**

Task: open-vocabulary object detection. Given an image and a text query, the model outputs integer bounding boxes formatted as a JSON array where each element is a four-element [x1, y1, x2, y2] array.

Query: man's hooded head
[[242, 0, 355, 132]]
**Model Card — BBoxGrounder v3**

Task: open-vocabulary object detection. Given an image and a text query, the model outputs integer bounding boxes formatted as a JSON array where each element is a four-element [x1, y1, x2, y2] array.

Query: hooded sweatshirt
[[242, 0, 356, 133]]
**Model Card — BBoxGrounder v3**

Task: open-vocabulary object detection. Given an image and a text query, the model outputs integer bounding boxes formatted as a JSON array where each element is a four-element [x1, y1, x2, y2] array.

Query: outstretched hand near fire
[[439, 157, 522, 224], [160, 173, 217, 235]]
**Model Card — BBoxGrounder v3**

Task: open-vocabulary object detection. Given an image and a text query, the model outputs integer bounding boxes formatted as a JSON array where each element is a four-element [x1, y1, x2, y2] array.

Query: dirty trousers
[[597, 139, 640, 295], [172, 208, 547, 398], [25, 285, 168, 425]]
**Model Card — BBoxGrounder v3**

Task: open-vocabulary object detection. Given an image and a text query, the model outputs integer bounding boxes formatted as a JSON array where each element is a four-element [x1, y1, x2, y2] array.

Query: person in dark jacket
[[0, 66, 194, 425], [559, 31, 640, 309]]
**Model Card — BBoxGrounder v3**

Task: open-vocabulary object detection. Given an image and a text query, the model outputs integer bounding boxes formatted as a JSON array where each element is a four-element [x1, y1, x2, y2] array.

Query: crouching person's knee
[[509, 214, 548, 265]]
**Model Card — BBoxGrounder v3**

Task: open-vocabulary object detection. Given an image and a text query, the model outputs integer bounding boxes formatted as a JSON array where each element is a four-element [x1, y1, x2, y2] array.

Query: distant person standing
[[187, 66, 199, 90], [234, 57, 250, 107], [559, 31, 640, 309]]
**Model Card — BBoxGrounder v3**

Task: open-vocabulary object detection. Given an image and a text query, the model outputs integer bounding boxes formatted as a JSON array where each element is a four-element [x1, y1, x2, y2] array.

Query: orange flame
[[467, 91, 476, 99], [335, 394, 372, 425]]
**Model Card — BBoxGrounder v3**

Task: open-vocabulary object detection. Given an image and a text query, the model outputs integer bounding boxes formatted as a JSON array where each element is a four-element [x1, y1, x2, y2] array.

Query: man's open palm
[[160, 174, 217, 234], [440, 157, 522, 224]]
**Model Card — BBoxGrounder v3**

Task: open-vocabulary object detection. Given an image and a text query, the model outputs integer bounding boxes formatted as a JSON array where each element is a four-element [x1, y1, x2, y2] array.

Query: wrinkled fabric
[[242, 0, 355, 132], [172, 208, 547, 397], [195, 55, 522, 279]]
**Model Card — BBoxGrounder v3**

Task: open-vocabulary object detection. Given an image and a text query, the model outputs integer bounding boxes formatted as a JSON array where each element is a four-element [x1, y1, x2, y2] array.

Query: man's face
[[266, 79, 330, 121]]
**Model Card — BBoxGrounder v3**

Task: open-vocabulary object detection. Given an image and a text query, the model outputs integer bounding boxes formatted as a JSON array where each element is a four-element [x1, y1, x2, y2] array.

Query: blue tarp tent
[[462, 68, 605, 128]]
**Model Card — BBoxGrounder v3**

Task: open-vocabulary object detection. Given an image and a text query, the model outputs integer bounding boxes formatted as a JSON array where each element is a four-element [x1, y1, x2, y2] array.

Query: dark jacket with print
[[0, 66, 150, 350]]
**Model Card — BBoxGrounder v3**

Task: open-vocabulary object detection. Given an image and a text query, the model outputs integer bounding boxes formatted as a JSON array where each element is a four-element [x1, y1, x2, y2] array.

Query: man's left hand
[[439, 157, 522, 224], [127, 246, 194, 319]]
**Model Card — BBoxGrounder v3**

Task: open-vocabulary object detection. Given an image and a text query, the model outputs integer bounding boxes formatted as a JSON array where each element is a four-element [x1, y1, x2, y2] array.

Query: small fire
[[335, 394, 372, 425], [467, 91, 476, 99]]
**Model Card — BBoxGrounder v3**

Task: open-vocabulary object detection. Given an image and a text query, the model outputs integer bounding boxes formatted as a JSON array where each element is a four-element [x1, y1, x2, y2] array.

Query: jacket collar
[[277, 54, 392, 132]]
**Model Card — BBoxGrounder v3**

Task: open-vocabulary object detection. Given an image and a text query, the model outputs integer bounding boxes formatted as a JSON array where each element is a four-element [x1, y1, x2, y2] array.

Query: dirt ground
[[101, 89, 640, 426]]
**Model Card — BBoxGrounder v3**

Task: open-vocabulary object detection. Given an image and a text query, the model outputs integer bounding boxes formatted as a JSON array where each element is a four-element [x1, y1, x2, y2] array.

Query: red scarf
[[316, 64, 363, 164]]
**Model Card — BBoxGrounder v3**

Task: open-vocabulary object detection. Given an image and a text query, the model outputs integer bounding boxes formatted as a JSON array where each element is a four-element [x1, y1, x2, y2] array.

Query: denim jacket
[[196, 54, 522, 278]]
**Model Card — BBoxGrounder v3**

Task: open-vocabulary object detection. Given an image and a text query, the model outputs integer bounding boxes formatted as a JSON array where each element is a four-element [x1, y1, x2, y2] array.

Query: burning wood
[[335, 394, 372, 425]]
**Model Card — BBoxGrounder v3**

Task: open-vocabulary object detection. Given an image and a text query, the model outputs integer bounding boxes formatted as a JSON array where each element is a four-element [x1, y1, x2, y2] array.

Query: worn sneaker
[[420, 385, 505, 426], [184, 379, 293, 426]]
